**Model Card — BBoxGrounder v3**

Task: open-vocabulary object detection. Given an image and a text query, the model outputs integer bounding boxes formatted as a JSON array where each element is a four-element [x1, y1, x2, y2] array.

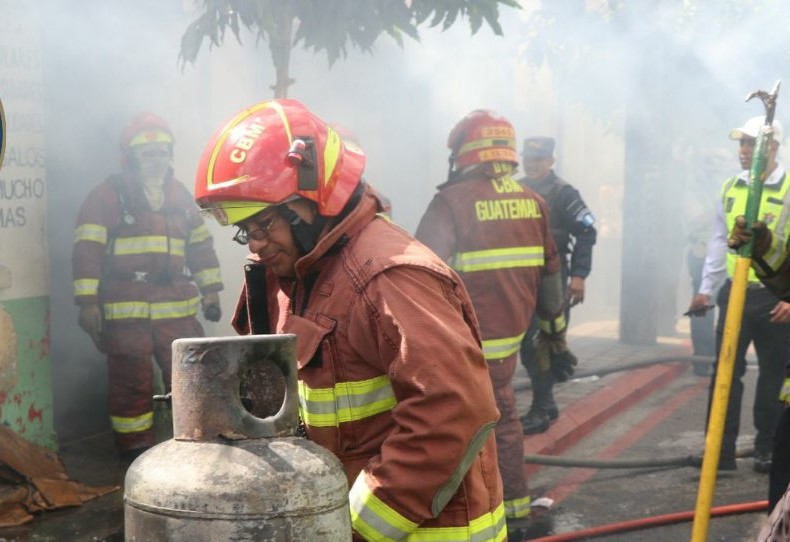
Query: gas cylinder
[[124, 334, 351, 541]]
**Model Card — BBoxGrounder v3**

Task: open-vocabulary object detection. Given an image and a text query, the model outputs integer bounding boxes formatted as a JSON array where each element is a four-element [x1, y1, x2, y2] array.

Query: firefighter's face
[[739, 137, 778, 171], [240, 200, 314, 278], [132, 142, 172, 180], [522, 156, 554, 181]]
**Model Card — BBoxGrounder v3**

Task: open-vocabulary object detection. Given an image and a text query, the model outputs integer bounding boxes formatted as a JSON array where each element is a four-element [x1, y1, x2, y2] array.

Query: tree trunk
[[269, 1, 294, 98], [619, 37, 678, 345]]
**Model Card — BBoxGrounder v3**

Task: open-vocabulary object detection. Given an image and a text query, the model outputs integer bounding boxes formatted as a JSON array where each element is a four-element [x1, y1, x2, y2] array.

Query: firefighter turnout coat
[[232, 185, 506, 542], [72, 173, 223, 449], [415, 172, 560, 367]]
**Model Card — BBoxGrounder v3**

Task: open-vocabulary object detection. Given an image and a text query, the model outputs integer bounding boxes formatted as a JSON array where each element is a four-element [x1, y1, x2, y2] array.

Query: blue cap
[[522, 137, 555, 159]]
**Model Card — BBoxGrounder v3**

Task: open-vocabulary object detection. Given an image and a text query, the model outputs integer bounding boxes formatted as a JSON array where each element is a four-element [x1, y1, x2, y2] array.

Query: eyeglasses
[[233, 214, 277, 245]]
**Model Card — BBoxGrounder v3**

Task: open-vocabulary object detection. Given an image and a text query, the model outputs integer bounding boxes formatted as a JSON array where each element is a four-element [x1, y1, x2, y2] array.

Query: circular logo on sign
[[0, 98, 5, 170]]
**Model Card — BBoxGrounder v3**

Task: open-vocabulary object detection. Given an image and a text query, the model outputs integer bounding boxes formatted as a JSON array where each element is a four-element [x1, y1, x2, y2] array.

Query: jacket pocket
[[282, 313, 336, 369]]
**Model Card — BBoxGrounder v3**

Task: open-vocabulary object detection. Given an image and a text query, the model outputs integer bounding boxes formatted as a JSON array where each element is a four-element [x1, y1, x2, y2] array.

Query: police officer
[[517, 137, 597, 434], [687, 116, 790, 474]]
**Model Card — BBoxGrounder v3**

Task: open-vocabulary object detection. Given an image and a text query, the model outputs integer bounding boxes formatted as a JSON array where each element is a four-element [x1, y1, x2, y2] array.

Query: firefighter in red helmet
[[72, 112, 223, 459], [416, 109, 577, 541], [195, 99, 506, 542]]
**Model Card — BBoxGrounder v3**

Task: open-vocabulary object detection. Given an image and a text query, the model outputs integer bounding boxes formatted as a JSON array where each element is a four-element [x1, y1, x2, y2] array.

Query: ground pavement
[[1, 318, 764, 541]]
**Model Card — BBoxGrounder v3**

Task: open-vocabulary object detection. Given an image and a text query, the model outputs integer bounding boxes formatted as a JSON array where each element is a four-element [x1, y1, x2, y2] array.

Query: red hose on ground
[[526, 500, 768, 542]]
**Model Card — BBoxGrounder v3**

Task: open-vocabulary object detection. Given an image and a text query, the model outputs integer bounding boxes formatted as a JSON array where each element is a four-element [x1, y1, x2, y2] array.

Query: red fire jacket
[[73, 174, 223, 321], [232, 186, 506, 541], [416, 172, 560, 361]]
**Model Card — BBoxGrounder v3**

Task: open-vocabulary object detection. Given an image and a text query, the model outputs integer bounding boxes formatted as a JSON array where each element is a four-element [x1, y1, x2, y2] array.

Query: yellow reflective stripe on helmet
[[74, 278, 100, 297], [187, 223, 211, 244], [451, 246, 544, 272], [482, 332, 526, 361], [458, 137, 517, 156], [192, 267, 222, 290], [112, 236, 185, 256], [75, 223, 107, 244], [110, 411, 153, 434], [537, 313, 567, 335], [350, 473, 507, 542], [323, 126, 342, 187], [103, 297, 200, 321], [206, 101, 292, 189], [129, 129, 173, 146], [298, 375, 396, 428]]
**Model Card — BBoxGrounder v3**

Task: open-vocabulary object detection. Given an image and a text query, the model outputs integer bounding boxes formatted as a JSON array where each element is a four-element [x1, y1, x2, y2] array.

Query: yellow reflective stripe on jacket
[[110, 411, 153, 434], [758, 229, 787, 275], [780, 377, 790, 405], [192, 267, 222, 290], [298, 375, 396, 428], [188, 223, 212, 244], [482, 332, 526, 361], [451, 246, 544, 273], [504, 495, 531, 519], [74, 223, 107, 244], [103, 296, 200, 321], [112, 236, 186, 256], [537, 313, 567, 335], [74, 278, 100, 297], [350, 473, 507, 542]]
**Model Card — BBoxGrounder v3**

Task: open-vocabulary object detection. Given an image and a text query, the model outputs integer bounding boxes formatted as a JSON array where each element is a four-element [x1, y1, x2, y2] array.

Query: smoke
[[0, 0, 782, 439]]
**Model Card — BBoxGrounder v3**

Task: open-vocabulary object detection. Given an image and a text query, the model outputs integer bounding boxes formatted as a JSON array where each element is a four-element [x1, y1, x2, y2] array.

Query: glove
[[201, 292, 222, 322], [728, 215, 772, 258], [78, 304, 104, 352], [534, 330, 578, 382]]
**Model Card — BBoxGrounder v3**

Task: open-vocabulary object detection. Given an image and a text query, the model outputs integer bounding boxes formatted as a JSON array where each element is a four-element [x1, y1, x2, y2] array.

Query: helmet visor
[[199, 200, 270, 226]]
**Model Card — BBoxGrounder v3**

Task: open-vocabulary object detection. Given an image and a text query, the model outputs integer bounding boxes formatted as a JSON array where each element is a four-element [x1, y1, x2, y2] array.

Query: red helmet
[[120, 112, 174, 150], [195, 99, 366, 225], [447, 110, 518, 169]]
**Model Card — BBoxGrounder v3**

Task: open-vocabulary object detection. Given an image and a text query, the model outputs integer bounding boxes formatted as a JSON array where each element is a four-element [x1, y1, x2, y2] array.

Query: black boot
[[521, 375, 558, 435]]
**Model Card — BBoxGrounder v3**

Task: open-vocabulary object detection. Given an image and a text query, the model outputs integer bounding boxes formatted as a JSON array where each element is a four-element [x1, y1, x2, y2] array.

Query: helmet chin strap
[[276, 205, 326, 256]]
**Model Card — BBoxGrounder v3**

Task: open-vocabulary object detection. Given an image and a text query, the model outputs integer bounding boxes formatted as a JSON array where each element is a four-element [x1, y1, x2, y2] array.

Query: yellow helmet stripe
[[206, 101, 293, 188], [323, 126, 342, 187]]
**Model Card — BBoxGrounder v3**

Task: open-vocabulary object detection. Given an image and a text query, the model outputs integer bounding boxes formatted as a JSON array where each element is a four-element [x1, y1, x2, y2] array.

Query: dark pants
[[769, 407, 790, 513], [688, 252, 715, 357], [708, 281, 789, 458]]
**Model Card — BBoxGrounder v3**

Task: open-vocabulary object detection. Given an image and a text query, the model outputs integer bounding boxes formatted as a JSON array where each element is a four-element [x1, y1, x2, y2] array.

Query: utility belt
[[105, 270, 191, 285]]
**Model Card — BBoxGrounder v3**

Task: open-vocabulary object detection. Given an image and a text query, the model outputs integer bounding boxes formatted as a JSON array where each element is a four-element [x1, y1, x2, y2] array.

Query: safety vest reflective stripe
[[350, 473, 507, 542], [73, 278, 100, 297], [723, 174, 790, 281], [537, 313, 567, 335], [192, 267, 222, 290], [504, 495, 531, 519], [110, 411, 153, 434], [103, 296, 200, 321], [482, 332, 526, 361], [451, 246, 544, 273], [112, 236, 186, 256], [74, 223, 107, 244], [760, 230, 788, 273], [188, 224, 212, 245], [298, 375, 396, 428]]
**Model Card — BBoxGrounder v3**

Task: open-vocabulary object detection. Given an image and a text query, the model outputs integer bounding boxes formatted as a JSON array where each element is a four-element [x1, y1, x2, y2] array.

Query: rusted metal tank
[[124, 334, 351, 541]]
